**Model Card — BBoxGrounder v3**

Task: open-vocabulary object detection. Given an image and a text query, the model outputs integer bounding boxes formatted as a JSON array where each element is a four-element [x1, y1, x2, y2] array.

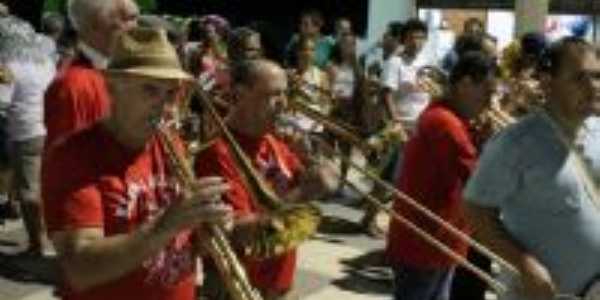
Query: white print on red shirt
[[256, 153, 292, 196], [104, 173, 195, 286]]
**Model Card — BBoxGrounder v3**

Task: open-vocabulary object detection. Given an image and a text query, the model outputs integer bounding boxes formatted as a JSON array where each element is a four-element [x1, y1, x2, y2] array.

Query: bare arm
[[51, 220, 176, 292], [465, 202, 557, 298], [465, 203, 528, 266], [51, 177, 231, 292]]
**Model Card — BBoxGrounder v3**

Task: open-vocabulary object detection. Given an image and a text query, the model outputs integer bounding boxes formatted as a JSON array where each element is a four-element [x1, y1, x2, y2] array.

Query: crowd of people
[[0, 1, 599, 300]]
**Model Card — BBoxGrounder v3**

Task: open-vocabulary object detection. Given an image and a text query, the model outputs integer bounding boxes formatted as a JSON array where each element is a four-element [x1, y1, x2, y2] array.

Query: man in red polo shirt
[[196, 59, 337, 300], [386, 51, 498, 300]]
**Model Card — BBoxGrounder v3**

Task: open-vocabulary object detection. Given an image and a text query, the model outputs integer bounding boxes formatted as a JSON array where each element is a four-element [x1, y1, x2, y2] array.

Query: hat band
[[109, 55, 181, 71]]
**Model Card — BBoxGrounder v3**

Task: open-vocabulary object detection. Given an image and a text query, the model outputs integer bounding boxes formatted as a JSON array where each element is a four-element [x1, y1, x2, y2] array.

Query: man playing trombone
[[387, 51, 499, 300], [42, 28, 233, 300], [195, 59, 338, 300]]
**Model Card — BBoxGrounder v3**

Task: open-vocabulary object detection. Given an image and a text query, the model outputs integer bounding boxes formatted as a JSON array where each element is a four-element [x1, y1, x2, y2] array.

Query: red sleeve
[[42, 143, 103, 233], [194, 141, 256, 215], [44, 69, 110, 149]]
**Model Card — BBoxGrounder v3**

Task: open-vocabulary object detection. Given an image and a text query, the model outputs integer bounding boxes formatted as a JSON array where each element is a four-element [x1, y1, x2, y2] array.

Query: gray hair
[[67, 0, 117, 32]]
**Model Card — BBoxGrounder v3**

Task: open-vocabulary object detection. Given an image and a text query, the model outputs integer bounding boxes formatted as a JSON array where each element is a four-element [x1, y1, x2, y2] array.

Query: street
[[0, 164, 394, 300]]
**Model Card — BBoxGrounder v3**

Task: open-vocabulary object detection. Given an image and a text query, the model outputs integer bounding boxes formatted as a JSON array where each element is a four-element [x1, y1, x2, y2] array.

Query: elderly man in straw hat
[[42, 27, 233, 300]]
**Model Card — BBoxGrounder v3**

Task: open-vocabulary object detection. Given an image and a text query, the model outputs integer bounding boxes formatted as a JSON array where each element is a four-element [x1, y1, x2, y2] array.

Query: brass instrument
[[157, 127, 263, 300], [416, 65, 448, 99], [332, 157, 584, 300], [285, 96, 378, 155], [195, 83, 322, 259], [287, 71, 334, 104], [499, 77, 544, 117], [285, 67, 409, 157], [304, 135, 516, 294]]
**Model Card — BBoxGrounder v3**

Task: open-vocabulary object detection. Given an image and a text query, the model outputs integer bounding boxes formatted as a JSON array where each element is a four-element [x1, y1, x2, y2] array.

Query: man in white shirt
[[360, 19, 433, 238], [382, 19, 432, 132]]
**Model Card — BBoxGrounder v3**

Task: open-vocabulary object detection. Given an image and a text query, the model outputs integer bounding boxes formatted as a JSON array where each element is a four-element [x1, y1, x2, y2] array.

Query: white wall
[[363, 0, 417, 49]]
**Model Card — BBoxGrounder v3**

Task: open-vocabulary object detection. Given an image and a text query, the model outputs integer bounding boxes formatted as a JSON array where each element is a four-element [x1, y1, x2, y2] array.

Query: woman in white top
[[279, 36, 331, 154], [325, 33, 363, 188], [327, 33, 361, 119]]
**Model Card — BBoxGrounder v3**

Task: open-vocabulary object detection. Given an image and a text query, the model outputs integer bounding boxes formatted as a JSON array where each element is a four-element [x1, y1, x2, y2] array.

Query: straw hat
[[107, 27, 191, 81]]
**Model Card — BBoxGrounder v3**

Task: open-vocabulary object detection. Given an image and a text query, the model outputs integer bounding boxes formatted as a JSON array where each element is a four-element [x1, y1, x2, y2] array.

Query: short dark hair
[[454, 33, 486, 57], [387, 21, 404, 40], [227, 26, 260, 61], [187, 18, 204, 42], [538, 36, 592, 76], [520, 32, 548, 58], [463, 18, 484, 32], [300, 9, 324, 27], [449, 51, 498, 86], [454, 32, 498, 57], [401, 19, 427, 41]]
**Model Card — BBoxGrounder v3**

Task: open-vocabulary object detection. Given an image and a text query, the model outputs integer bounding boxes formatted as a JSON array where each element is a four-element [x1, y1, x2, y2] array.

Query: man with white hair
[[44, 0, 138, 149], [43, 27, 232, 300]]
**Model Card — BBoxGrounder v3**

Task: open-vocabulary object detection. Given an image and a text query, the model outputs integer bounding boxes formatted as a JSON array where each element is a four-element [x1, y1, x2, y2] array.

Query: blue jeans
[[392, 264, 455, 300]]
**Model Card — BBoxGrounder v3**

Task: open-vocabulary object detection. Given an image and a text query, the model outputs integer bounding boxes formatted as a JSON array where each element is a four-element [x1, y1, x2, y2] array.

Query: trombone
[[304, 138, 583, 300], [191, 79, 321, 259], [282, 65, 520, 293], [287, 71, 335, 104], [284, 96, 379, 155], [157, 126, 263, 300], [304, 133, 515, 294], [289, 66, 583, 298]]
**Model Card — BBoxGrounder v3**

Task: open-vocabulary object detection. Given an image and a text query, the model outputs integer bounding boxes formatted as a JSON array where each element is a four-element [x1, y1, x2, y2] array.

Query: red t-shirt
[[387, 101, 477, 269], [194, 131, 302, 293], [44, 54, 111, 150], [42, 125, 196, 300]]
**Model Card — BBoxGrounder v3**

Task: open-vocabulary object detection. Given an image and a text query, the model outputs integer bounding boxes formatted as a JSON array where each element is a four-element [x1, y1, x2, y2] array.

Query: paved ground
[[0, 199, 392, 300]]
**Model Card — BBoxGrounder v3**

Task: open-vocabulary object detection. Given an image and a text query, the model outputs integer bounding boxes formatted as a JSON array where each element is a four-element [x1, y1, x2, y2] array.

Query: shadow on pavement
[[0, 252, 59, 285], [331, 249, 392, 296], [317, 215, 363, 236]]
